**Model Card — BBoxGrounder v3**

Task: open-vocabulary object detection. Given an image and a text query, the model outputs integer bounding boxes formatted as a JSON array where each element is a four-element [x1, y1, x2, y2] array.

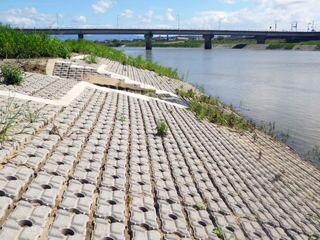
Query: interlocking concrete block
[[11, 146, 50, 169], [7, 200, 51, 227], [223, 194, 255, 220], [239, 218, 270, 240], [47, 209, 89, 239], [0, 196, 13, 219], [0, 219, 44, 240], [211, 213, 245, 240], [22, 171, 65, 207], [262, 223, 291, 240], [72, 161, 101, 185], [265, 205, 302, 233], [130, 181, 153, 198], [42, 158, 74, 177], [0, 173, 30, 201], [154, 184, 179, 204], [185, 206, 216, 240], [59, 180, 95, 215], [101, 172, 126, 191], [207, 198, 231, 215], [0, 163, 34, 182], [0, 201, 52, 240], [164, 234, 193, 240], [131, 225, 161, 240], [130, 195, 158, 230], [80, 149, 105, 164], [158, 200, 190, 238], [91, 218, 125, 240], [286, 230, 309, 240], [130, 163, 150, 175], [95, 187, 125, 222]]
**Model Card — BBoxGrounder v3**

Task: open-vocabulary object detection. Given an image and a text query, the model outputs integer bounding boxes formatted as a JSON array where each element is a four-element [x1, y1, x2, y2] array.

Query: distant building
[[175, 37, 189, 41]]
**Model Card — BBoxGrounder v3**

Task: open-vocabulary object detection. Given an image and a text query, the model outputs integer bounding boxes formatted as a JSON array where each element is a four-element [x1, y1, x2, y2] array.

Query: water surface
[[119, 47, 320, 162]]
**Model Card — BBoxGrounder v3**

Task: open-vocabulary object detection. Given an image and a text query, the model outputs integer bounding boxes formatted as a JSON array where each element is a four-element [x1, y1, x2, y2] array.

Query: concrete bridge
[[21, 28, 320, 50]]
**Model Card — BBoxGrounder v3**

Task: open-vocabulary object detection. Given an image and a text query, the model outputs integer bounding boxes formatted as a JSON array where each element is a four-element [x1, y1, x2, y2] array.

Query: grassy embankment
[[266, 41, 320, 50], [110, 38, 320, 50], [0, 24, 284, 138], [0, 24, 179, 79]]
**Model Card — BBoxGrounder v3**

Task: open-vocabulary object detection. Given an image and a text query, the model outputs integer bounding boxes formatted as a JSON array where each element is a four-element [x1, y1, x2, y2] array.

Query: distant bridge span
[[21, 28, 320, 50]]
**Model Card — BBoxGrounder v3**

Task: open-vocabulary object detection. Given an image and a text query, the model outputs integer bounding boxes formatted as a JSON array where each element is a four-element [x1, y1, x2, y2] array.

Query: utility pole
[[57, 13, 59, 28], [291, 21, 297, 31], [177, 15, 180, 30]]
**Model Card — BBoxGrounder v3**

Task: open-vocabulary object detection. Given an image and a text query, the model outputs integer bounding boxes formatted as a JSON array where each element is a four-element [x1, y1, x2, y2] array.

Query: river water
[[118, 47, 320, 162]]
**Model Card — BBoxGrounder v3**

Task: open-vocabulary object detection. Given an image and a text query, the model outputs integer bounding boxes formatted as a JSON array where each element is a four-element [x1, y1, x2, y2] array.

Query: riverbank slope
[[0, 56, 319, 239]]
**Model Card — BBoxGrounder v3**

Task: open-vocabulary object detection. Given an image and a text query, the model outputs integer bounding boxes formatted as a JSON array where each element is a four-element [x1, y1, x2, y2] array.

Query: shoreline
[[121, 43, 319, 51], [0, 56, 319, 238]]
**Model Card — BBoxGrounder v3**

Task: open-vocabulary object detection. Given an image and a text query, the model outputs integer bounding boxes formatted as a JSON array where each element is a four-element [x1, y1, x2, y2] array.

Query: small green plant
[[272, 174, 282, 182], [24, 103, 42, 123], [0, 65, 25, 85], [307, 216, 320, 240], [253, 132, 258, 142], [213, 227, 224, 239], [307, 145, 320, 162], [156, 118, 169, 137], [194, 203, 205, 210], [118, 114, 126, 122], [85, 54, 98, 64], [0, 97, 28, 143], [116, 81, 122, 90]]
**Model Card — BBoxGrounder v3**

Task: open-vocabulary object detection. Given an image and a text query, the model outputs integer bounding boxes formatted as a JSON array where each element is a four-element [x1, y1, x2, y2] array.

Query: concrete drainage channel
[[0, 57, 319, 239]]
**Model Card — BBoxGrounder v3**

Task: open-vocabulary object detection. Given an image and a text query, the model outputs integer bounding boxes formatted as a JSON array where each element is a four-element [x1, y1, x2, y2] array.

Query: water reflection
[[119, 47, 320, 161]]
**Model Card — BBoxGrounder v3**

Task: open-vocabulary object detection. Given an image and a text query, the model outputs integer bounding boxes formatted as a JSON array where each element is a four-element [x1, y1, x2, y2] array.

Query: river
[[117, 47, 320, 163]]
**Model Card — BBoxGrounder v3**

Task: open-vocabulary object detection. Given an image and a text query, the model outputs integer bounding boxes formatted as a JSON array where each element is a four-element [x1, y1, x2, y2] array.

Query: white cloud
[[219, 0, 237, 4], [185, 0, 320, 31], [71, 16, 87, 24], [92, 1, 116, 14], [119, 10, 134, 19], [0, 7, 60, 28], [156, 8, 175, 22], [139, 10, 153, 23]]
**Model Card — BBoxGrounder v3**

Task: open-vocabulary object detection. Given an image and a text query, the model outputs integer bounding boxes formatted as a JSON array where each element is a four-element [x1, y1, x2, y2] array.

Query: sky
[[0, 0, 318, 33]]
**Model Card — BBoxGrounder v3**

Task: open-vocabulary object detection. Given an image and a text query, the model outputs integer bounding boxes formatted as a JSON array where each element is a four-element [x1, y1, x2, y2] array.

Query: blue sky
[[1, 0, 319, 32]]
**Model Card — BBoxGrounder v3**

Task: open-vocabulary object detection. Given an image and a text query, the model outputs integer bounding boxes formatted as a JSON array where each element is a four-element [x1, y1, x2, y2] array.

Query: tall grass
[[177, 88, 253, 132], [0, 24, 70, 58], [0, 24, 180, 79], [66, 39, 180, 79]]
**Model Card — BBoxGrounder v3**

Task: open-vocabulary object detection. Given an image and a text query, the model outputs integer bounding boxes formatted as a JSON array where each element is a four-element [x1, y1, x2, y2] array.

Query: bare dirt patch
[[21, 63, 46, 74], [0, 59, 48, 74], [83, 74, 146, 91]]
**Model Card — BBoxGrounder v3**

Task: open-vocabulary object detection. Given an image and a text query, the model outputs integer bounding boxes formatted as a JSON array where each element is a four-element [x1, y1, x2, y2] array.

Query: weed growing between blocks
[[0, 65, 25, 85], [155, 118, 168, 137], [0, 97, 43, 145]]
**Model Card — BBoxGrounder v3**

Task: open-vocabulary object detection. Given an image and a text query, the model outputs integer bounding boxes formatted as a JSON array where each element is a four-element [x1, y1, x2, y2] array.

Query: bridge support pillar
[[203, 34, 214, 49], [78, 33, 84, 40], [144, 33, 153, 50], [256, 35, 266, 44]]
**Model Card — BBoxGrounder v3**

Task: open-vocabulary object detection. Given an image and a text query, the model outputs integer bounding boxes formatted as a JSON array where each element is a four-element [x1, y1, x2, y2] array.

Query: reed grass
[[66, 39, 180, 79], [0, 24, 70, 58], [0, 24, 180, 79]]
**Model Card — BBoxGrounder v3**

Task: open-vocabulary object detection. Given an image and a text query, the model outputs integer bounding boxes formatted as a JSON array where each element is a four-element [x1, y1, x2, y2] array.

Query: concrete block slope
[[0, 65, 318, 240]]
